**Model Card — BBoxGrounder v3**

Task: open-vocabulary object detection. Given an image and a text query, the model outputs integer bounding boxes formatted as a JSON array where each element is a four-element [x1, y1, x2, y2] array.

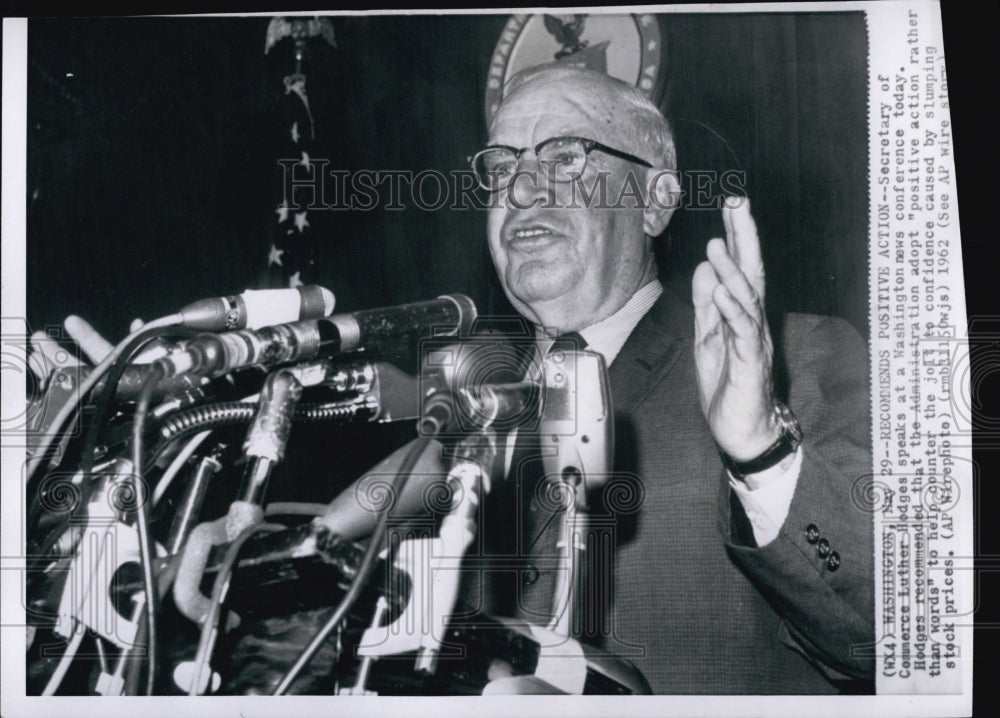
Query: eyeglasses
[[468, 135, 653, 192]]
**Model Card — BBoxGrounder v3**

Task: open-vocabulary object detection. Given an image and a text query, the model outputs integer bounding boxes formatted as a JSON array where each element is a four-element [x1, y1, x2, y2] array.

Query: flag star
[[268, 243, 285, 267], [288, 270, 303, 288], [647, 39, 657, 51], [294, 211, 310, 233], [291, 121, 300, 144], [276, 203, 289, 223], [299, 151, 310, 168]]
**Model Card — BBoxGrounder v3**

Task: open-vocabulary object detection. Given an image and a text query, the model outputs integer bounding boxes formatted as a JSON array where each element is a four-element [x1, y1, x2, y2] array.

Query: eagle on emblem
[[543, 14, 588, 59]]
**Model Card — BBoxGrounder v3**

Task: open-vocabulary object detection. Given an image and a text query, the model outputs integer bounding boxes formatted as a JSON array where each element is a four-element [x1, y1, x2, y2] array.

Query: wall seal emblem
[[485, 13, 664, 126]]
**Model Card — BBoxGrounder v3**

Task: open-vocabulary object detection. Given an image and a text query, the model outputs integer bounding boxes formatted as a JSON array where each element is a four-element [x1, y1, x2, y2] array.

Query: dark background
[[24, 12, 869, 339]]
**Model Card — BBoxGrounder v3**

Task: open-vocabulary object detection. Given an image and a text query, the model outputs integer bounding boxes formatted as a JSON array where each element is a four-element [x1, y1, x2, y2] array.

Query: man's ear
[[643, 169, 681, 237]]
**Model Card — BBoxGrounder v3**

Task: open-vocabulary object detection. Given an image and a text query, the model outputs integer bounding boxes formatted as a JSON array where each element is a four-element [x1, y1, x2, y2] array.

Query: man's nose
[[506, 156, 557, 210]]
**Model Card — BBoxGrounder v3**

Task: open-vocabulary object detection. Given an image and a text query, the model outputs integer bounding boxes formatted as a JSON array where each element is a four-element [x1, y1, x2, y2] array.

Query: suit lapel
[[608, 289, 693, 415]]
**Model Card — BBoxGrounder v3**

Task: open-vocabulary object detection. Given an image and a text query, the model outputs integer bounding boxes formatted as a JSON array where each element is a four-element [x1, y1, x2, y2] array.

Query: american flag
[[263, 18, 336, 289], [266, 73, 317, 289]]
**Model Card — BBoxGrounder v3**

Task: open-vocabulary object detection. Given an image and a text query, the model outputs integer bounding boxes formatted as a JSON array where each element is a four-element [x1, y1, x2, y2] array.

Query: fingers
[[692, 259, 719, 308], [706, 238, 763, 324], [28, 331, 81, 381], [711, 281, 758, 341], [29, 315, 160, 383], [722, 196, 765, 300], [64, 315, 114, 364], [697, 231, 768, 355]]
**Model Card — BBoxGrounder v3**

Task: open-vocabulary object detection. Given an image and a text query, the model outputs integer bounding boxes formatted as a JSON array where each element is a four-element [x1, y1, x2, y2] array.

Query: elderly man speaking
[[466, 63, 874, 694]]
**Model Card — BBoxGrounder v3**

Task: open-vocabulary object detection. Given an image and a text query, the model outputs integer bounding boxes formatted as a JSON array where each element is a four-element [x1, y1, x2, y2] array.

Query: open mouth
[[513, 228, 551, 239], [505, 225, 561, 249]]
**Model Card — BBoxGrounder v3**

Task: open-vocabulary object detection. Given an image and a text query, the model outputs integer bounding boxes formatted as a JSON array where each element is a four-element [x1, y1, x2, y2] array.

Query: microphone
[[24, 364, 205, 449], [316, 382, 541, 542], [155, 294, 477, 379], [456, 381, 540, 430], [417, 381, 540, 435], [315, 438, 450, 541], [540, 348, 613, 490], [537, 348, 613, 638], [177, 286, 336, 331], [41, 363, 204, 402], [418, 337, 537, 434]]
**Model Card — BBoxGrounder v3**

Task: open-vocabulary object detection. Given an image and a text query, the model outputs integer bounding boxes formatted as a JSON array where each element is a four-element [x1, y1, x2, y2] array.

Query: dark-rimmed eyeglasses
[[468, 135, 653, 192]]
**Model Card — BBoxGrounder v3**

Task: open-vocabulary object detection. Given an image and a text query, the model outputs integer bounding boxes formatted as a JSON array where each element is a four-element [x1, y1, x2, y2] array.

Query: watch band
[[722, 403, 803, 479]]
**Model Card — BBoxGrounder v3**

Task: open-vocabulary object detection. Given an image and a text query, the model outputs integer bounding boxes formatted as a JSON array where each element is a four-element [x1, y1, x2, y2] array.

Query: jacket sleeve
[[718, 314, 875, 682]]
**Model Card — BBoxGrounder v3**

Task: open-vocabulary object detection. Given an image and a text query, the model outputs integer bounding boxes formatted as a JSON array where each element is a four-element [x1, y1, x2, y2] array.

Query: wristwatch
[[722, 402, 803, 479]]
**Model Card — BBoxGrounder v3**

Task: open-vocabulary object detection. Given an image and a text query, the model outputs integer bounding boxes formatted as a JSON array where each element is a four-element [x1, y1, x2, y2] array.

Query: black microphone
[[35, 364, 203, 404], [177, 285, 336, 330], [91, 364, 204, 400], [155, 294, 477, 379], [456, 380, 540, 429], [418, 381, 541, 435], [25, 364, 205, 446]]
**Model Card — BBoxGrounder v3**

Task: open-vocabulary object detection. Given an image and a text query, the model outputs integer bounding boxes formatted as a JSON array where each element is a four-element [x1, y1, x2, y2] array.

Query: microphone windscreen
[[317, 438, 450, 541]]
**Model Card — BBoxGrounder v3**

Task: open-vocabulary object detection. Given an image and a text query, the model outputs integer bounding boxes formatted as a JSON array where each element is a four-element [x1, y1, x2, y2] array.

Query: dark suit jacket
[[497, 289, 875, 694]]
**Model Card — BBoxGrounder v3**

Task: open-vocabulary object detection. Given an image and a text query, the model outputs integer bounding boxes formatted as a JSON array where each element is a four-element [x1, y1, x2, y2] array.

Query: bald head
[[494, 64, 676, 171]]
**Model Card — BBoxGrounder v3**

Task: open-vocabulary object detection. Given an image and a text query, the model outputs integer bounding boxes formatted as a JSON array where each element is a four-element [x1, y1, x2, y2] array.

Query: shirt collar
[[535, 279, 664, 366]]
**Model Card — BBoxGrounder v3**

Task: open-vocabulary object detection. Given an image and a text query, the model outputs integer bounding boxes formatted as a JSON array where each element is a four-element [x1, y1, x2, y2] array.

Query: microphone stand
[[348, 424, 497, 691], [547, 468, 588, 639], [414, 428, 497, 675]]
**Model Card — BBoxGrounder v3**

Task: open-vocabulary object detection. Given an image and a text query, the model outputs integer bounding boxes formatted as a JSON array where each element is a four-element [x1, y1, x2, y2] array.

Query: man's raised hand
[[691, 197, 779, 461]]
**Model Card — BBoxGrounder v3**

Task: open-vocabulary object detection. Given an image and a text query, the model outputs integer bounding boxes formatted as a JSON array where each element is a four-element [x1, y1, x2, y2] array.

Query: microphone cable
[[25, 313, 184, 482], [187, 521, 284, 696], [78, 324, 201, 480], [128, 364, 167, 696], [26, 323, 199, 564], [271, 435, 433, 695]]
